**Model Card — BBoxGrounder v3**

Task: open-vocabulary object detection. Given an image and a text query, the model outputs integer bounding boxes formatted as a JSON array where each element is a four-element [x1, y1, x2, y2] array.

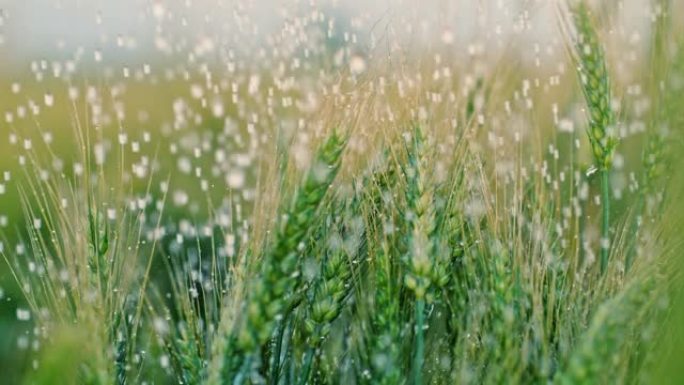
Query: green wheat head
[[571, 2, 618, 170], [404, 126, 438, 300]]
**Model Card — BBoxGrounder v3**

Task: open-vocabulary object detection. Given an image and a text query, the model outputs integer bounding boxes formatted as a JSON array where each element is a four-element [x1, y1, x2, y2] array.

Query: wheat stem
[[413, 299, 426, 385], [600, 168, 610, 274], [297, 343, 317, 385], [269, 318, 288, 385]]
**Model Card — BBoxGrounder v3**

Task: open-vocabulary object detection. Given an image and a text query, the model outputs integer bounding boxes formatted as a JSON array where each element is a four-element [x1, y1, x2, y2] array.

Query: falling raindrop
[[349, 55, 366, 75]]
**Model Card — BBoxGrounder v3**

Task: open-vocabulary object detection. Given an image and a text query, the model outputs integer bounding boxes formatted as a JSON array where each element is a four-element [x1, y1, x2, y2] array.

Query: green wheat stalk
[[220, 130, 346, 383], [403, 126, 437, 385], [299, 215, 354, 385], [568, 2, 618, 274], [553, 277, 656, 385]]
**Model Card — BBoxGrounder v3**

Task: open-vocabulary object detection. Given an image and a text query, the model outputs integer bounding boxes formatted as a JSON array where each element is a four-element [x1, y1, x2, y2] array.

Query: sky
[[0, 0, 655, 72]]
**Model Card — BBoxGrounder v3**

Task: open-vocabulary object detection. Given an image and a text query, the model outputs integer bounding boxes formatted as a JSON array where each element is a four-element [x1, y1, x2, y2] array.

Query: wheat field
[[0, 0, 683, 384]]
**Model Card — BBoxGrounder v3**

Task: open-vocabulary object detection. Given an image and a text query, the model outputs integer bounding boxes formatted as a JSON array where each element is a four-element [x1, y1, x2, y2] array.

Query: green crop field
[[0, 0, 683, 384]]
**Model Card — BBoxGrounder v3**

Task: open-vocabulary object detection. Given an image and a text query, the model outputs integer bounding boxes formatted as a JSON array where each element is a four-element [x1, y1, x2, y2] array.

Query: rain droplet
[[16, 308, 31, 321], [441, 29, 454, 45], [349, 55, 366, 75], [44, 92, 54, 107], [586, 165, 598, 177]]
